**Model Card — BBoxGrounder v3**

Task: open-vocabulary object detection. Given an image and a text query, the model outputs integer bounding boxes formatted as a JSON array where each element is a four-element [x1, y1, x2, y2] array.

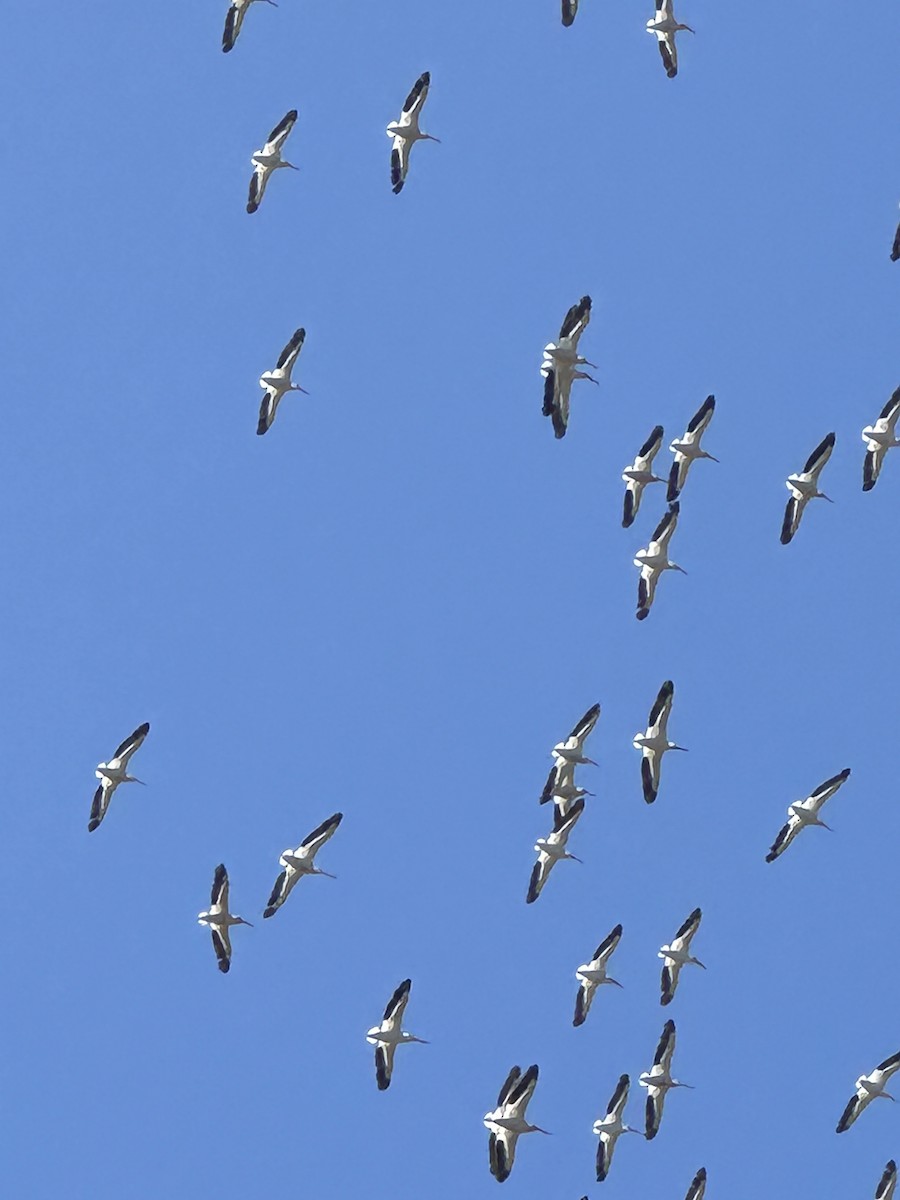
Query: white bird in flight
[[633, 680, 686, 804], [526, 797, 584, 903], [366, 978, 428, 1090], [862, 386, 900, 491], [623, 425, 665, 527], [552, 702, 601, 767], [263, 812, 342, 918], [539, 759, 593, 819], [640, 1019, 692, 1139], [593, 1073, 640, 1181], [485, 1064, 549, 1182], [667, 395, 717, 501], [646, 0, 694, 78], [780, 432, 835, 544], [222, 0, 276, 53], [89, 721, 150, 833], [574, 924, 623, 1027], [541, 296, 597, 439], [635, 502, 685, 620], [387, 72, 439, 194], [659, 907, 705, 1005], [257, 327, 307, 435], [836, 1050, 900, 1133], [197, 864, 252, 973], [247, 109, 298, 214], [765, 768, 850, 863]]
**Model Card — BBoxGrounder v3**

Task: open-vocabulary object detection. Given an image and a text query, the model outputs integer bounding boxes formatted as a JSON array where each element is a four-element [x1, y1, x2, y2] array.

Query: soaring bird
[[484, 1064, 549, 1182], [640, 1019, 692, 1139], [257, 327, 307, 435], [247, 110, 299, 214], [541, 296, 597, 438], [836, 1051, 900, 1133], [387, 73, 439, 194], [765, 768, 851, 862], [263, 812, 342, 918], [574, 924, 623, 1026], [659, 908, 705, 1005], [646, 0, 694, 78], [667, 396, 717, 501], [593, 1074, 639, 1181], [780, 433, 835, 544], [633, 680, 686, 804], [635, 503, 685, 620], [862, 386, 900, 491], [527, 797, 584, 903], [552, 702, 601, 767], [539, 759, 593, 819], [366, 979, 428, 1090], [222, 0, 276, 53], [623, 425, 665, 527], [89, 722, 150, 832], [197, 865, 252, 973]]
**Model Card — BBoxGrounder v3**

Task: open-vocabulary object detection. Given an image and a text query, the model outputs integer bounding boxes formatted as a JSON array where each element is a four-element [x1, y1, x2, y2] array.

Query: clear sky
[[2, 2, 898, 1197]]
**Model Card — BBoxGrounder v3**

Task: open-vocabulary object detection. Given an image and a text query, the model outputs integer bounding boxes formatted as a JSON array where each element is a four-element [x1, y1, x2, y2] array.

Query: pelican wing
[[800, 767, 851, 814], [686, 394, 715, 436], [539, 761, 565, 805], [263, 868, 290, 918], [400, 72, 430, 121], [526, 850, 553, 903], [211, 925, 232, 974], [863, 446, 883, 492], [381, 978, 412, 1028], [496, 1065, 522, 1108], [877, 1160, 898, 1200], [591, 923, 623, 966], [645, 1084, 668, 1139], [276, 327, 305, 371], [558, 295, 591, 345], [375, 1041, 397, 1090], [656, 30, 678, 77], [636, 563, 659, 621], [648, 680, 674, 736], [247, 162, 269, 214], [780, 492, 805, 544], [561, 0, 578, 23], [506, 1063, 539, 1115], [222, 2, 245, 52], [391, 134, 411, 194], [573, 978, 593, 1026], [874, 1050, 900, 1082], [877, 386, 900, 424], [765, 813, 802, 862], [641, 747, 662, 804], [210, 863, 230, 914], [803, 431, 836, 476], [489, 1127, 519, 1182], [542, 366, 572, 438], [262, 109, 298, 157], [653, 1019, 677, 1070], [570, 702, 601, 743], [607, 1072, 630, 1119], [110, 722, 150, 768], [623, 480, 640, 527], [257, 385, 279, 435], [88, 780, 112, 833], [637, 424, 665, 465], [685, 1168, 707, 1200]]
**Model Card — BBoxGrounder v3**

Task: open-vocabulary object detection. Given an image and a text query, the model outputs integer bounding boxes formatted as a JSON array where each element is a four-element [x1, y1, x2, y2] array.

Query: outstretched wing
[[247, 162, 268, 214], [111, 722, 150, 767], [656, 31, 678, 78], [391, 135, 410, 194], [765, 814, 801, 862], [263, 868, 288, 918], [561, 0, 578, 24], [262, 109, 298, 156], [685, 1167, 707, 1200], [222, 2, 245, 52], [88, 781, 111, 833], [257, 385, 279, 435], [211, 925, 232, 974], [375, 1041, 397, 1090], [277, 327, 305, 371], [559, 295, 591, 344]]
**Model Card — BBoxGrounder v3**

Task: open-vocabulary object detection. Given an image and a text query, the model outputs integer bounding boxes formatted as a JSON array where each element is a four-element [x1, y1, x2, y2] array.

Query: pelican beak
[[821, 493, 834, 502], [608, 977, 624, 989], [705, 453, 719, 462], [694, 959, 707, 970], [566, 854, 583, 864]]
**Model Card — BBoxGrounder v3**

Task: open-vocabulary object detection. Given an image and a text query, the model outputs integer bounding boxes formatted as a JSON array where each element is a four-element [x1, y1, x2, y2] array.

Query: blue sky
[[2, 1, 899, 1196]]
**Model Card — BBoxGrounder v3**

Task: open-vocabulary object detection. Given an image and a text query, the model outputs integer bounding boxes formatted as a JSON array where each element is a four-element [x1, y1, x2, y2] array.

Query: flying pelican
[[526, 797, 584, 904], [484, 1064, 549, 1182], [633, 680, 686, 804], [247, 109, 298, 214], [257, 327, 307, 435], [561, 0, 578, 24], [836, 1050, 900, 1132], [541, 296, 597, 438], [659, 908, 704, 1006], [876, 1160, 897, 1200], [667, 396, 717, 501], [88, 721, 150, 832], [765, 768, 851, 863], [263, 812, 342, 918], [623, 425, 665, 527], [635, 502, 685, 620], [574, 924, 623, 1027], [780, 432, 835, 544], [552, 702, 601, 767], [646, 0, 694, 78], [685, 1168, 707, 1200], [387, 72, 439, 194], [640, 1018, 692, 1140], [197, 864, 252, 973], [539, 759, 593, 819], [366, 978, 428, 1090], [222, 0, 276, 53], [862, 386, 900, 491], [593, 1074, 640, 1181]]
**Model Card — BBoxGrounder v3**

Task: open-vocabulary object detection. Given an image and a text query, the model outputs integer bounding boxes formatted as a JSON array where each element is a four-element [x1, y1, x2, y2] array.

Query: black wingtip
[[87, 819, 100, 833], [218, 959, 230, 974], [636, 608, 649, 621], [263, 907, 276, 919], [765, 851, 777, 863]]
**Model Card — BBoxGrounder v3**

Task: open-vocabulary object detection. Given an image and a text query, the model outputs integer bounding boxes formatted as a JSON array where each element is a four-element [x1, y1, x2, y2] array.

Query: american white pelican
[[247, 109, 298, 214], [640, 1019, 692, 1139], [593, 1073, 639, 1181], [765, 768, 850, 863], [222, 0, 276, 53], [387, 72, 439, 194], [484, 1064, 549, 1182], [862, 386, 900, 491], [88, 721, 150, 833], [574, 925, 623, 1027], [667, 396, 717, 501], [836, 1050, 900, 1132], [780, 432, 835, 544], [539, 760, 593, 820], [646, 0, 694, 78], [876, 1160, 897, 1200], [257, 326, 307, 435], [561, 0, 578, 25], [635, 502, 685, 620], [659, 907, 704, 1006], [541, 296, 597, 438], [263, 812, 342, 918], [366, 978, 428, 1090], [526, 797, 584, 904], [633, 680, 686, 804], [623, 425, 665, 527], [685, 1167, 707, 1200], [552, 702, 601, 767], [197, 864, 252, 973]]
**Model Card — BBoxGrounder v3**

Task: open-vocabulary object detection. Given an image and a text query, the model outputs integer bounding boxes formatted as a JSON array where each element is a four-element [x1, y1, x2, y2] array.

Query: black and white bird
[[646, 0, 694, 77], [366, 978, 428, 1090], [539, 759, 593, 819], [780, 433, 835, 544], [561, 0, 578, 25], [197, 864, 252, 973], [552, 702, 601, 767], [593, 1074, 639, 1181], [633, 681, 686, 804], [623, 425, 665, 527], [222, 0, 276, 53], [263, 812, 342, 918], [257, 327, 307, 435], [527, 797, 584, 903], [387, 73, 439, 194], [765, 768, 850, 863], [862, 386, 900, 491], [247, 110, 298, 214], [89, 722, 150, 832], [836, 1051, 900, 1133], [541, 296, 597, 438], [876, 1160, 898, 1200], [640, 1019, 692, 1140], [659, 908, 704, 1006], [574, 924, 623, 1026], [685, 1168, 707, 1200], [484, 1064, 549, 1182], [635, 503, 685, 620], [667, 396, 717, 501]]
